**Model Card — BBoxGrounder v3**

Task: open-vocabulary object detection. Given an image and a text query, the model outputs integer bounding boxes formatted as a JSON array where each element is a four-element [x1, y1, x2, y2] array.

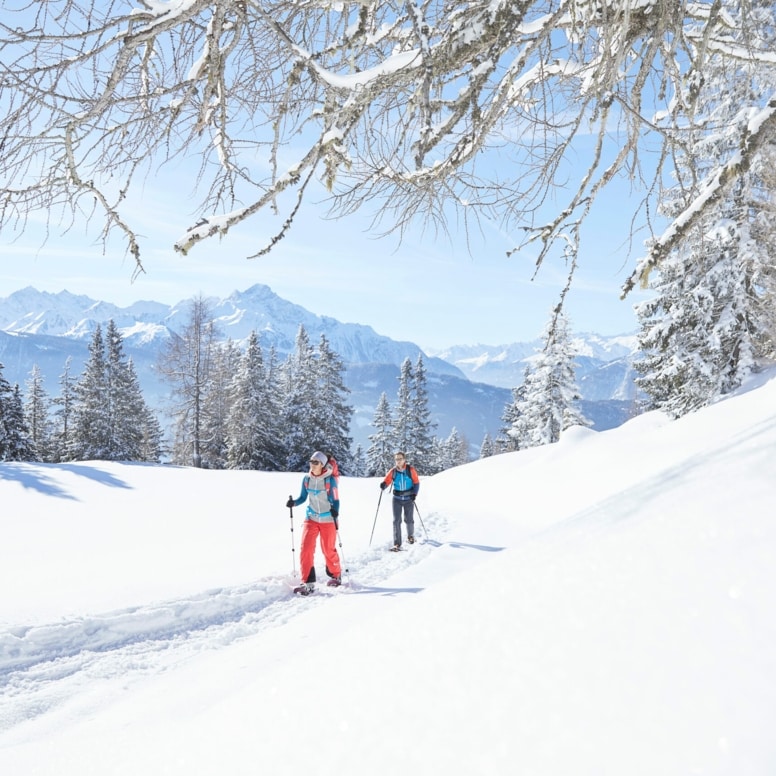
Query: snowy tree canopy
[[1, 0, 775, 287]]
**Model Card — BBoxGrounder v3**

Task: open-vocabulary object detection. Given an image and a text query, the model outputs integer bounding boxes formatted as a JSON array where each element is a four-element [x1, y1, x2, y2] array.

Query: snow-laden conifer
[[23, 365, 51, 462], [314, 334, 353, 474], [635, 6, 776, 416], [226, 332, 274, 470], [50, 358, 76, 463], [69, 325, 111, 461], [366, 392, 394, 477], [280, 325, 320, 472], [513, 312, 590, 448], [0, 369, 33, 461]]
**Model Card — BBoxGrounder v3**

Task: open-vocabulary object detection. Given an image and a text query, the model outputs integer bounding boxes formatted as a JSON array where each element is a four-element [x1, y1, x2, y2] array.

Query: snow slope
[[1, 369, 776, 775]]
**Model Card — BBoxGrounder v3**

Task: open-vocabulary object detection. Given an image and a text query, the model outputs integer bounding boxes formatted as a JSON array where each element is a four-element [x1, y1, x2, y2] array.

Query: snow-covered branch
[[1, 0, 774, 287], [623, 96, 776, 297]]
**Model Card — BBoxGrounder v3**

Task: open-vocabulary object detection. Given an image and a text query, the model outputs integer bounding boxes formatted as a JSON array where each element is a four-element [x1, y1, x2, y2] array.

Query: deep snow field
[[1, 369, 775, 775]]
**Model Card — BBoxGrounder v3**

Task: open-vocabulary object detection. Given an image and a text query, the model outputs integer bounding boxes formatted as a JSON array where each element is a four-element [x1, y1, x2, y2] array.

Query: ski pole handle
[[288, 497, 296, 575]]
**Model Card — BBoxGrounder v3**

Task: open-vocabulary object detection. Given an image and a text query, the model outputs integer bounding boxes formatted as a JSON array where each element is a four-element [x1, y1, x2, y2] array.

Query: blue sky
[[1, 157, 654, 352]]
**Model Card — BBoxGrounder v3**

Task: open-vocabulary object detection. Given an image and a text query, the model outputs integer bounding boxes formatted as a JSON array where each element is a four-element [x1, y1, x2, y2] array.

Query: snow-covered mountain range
[[0, 285, 641, 449]]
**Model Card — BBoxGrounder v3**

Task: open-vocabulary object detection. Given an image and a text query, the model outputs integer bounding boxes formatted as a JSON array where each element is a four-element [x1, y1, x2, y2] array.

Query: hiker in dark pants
[[379, 451, 420, 550]]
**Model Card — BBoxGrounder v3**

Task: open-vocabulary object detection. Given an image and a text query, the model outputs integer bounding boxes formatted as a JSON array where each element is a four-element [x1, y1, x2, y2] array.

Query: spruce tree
[[479, 432, 495, 459], [314, 334, 353, 473], [366, 392, 394, 476], [70, 325, 111, 460], [409, 354, 436, 473], [105, 320, 156, 460], [130, 359, 164, 462], [281, 325, 320, 471], [51, 357, 76, 462], [636, 9, 776, 416], [518, 312, 590, 448], [262, 346, 286, 470], [351, 444, 367, 478], [200, 340, 239, 469], [391, 358, 414, 457], [0, 367, 33, 461], [5, 385, 34, 461], [67, 321, 161, 462], [24, 364, 51, 462], [226, 332, 276, 470], [439, 426, 469, 468], [501, 382, 528, 452]]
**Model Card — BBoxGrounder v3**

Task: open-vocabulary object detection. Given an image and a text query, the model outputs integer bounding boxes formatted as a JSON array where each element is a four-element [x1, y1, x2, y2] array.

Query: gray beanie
[[310, 451, 328, 466]]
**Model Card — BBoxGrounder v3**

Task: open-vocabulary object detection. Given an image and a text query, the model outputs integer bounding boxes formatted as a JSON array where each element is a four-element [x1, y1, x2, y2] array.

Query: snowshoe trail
[[0, 510, 451, 730]]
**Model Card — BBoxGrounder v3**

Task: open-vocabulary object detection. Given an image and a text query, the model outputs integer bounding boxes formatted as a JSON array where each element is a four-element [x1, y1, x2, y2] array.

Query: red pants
[[300, 520, 341, 583]]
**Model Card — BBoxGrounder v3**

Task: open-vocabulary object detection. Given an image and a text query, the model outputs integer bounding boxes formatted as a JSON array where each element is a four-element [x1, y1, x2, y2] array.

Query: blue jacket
[[291, 465, 340, 522], [382, 464, 420, 500]]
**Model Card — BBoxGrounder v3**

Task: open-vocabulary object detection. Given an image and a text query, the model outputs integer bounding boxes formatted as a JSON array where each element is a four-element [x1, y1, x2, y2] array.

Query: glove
[[410, 493, 416, 501], [286, 497, 294, 508], [380, 482, 387, 491], [331, 507, 339, 518]]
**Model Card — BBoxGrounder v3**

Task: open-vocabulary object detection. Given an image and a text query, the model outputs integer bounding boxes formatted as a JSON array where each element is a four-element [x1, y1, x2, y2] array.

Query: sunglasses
[[309, 460, 322, 466]]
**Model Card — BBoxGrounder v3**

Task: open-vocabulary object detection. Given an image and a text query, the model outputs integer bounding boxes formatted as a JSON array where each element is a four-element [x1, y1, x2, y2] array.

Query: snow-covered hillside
[[1, 368, 775, 775]]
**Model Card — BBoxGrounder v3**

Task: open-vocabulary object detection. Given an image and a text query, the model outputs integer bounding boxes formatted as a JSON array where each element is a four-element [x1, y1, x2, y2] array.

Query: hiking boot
[[326, 576, 342, 587], [407, 536, 415, 544], [294, 582, 314, 596]]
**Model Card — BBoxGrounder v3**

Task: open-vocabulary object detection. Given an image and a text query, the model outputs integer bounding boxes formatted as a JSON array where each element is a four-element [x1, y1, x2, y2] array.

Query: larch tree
[[3, 0, 774, 309], [158, 295, 220, 468]]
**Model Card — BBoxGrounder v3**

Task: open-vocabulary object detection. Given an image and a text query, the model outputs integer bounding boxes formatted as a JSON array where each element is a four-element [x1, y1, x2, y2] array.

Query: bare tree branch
[[1, 0, 774, 289]]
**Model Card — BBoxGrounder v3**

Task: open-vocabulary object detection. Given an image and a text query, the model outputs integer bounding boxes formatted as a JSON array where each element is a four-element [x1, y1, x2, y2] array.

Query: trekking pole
[[368, 489, 384, 547], [413, 501, 429, 541], [288, 497, 296, 577], [334, 515, 349, 584]]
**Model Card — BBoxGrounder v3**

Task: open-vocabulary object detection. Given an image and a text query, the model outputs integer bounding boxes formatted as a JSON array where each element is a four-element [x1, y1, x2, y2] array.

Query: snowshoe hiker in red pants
[[286, 451, 341, 595]]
